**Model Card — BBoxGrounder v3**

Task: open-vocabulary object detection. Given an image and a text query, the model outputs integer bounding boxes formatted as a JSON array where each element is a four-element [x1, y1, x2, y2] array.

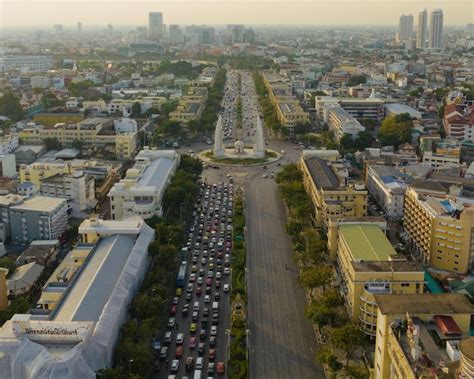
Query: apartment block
[[0, 134, 19, 155], [336, 224, 425, 336], [300, 155, 368, 228], [366, 165, 413, 219], [404, 184, 474, 274], [0, 55, 53, 73], [373, 293, 474, 379], [169, 86, 208, 124], [323, 103, 366, 141], [109, 148, 179, 220], [315, 96, 385, 123]]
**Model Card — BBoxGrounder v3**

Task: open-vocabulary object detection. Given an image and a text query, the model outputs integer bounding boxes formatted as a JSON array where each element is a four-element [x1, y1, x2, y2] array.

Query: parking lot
[[157, 181, 234, 378]]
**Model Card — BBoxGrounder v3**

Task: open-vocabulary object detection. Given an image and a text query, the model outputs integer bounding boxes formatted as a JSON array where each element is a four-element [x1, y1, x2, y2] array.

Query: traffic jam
[[159, 181, 234, 378]]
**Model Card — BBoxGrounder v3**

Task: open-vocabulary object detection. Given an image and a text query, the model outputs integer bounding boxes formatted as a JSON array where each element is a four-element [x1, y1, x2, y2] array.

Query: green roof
[[339, 224, 396, 261]]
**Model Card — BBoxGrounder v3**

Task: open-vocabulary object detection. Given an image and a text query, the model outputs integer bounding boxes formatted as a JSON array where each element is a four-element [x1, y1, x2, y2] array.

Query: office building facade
[[429, 9, 444, 49]]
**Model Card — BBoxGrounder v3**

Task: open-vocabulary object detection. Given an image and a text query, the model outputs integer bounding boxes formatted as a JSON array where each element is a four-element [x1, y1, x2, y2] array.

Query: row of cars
[[160, 182, 234, 378]]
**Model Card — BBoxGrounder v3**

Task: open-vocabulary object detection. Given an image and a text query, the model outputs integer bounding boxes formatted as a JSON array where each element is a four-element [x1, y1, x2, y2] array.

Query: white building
[[7, 262, 44, 296], [114, 117, 138, 133], [0, 56, 53, 73], [108, 148, 180, 220], [429, 9, 444, 49], [417, 9, 428, 49], [422, 151, 460, 170], [30, 76, 51, 89], [0, 134, 19, 155], [40, 170, 96, 217], [0, 154, 17, 177], [323, 104, 365, 141], [366, 165, 412, 219], [0, 217, 155, 379]]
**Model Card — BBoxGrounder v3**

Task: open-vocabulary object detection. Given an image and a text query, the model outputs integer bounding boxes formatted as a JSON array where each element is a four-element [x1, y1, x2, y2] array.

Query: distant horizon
[[0, 1, 472, 28]]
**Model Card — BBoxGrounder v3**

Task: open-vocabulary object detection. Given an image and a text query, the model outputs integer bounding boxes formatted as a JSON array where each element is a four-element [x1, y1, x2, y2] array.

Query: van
[[196, 357, 204, 369], [193, 302, 200, 312], [212, 302, 219, 312]]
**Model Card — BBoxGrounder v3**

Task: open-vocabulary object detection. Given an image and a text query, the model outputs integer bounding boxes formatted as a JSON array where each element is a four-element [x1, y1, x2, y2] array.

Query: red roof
[[434, 315, 462, 336]]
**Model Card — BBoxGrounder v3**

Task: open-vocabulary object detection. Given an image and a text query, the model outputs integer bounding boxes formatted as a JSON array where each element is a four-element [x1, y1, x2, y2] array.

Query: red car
[[188, 336, 197, 349], [170, 305, 177, 315], [208, 348, 216, 361], [206, 277, 212, 286], [175, 346, 183, 358], [216, 362, 225, 375]]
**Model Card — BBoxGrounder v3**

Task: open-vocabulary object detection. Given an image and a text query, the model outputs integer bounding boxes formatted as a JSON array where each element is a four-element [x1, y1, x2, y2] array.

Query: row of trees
[[199, 68, 227, 131], [276, 164, 368, 377], [253, 72, 283, 134], [0, 91, 24, 122], [108, 155, 202, 378]]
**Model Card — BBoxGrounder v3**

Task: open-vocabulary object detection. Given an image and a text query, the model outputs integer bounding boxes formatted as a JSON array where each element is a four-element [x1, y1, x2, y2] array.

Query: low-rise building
[[404, 183, 474, 274], [366, 165, 413, 219], [336, 224, 425, 336], [323, 103, 366, 141], [109, 148, 180, 220], [7, 262, 44, 296], [373, 293, 474, 379], [16, 240, 59, 267], [315, 96, 385, 123], [0, 134, 19, 155], [300, 156, 368, 228], [422, 151, 461, 169], [0, 216, 155, 378]]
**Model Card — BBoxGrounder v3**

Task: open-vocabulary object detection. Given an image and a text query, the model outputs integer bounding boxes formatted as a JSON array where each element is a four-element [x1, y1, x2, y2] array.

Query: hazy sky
[[0, 0, 472, 28]]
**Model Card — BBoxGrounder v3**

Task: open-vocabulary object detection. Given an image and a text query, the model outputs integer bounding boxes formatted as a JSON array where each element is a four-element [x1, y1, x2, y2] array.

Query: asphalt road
[[245, 173, 324, 379]]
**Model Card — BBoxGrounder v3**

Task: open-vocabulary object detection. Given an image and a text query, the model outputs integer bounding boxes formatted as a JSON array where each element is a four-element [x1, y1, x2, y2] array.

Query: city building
[[0, 155, 17, 178], [315, 96, 385, 123], [32, 110, 85, 126], [416, 9, 428, 49], [276, 101, 310, 134], [323, 104, 366, 141], [0, 56, 53, 73], [404, 184, 474, 274], [398, 14, 414, 43], [16, 240, 59, 267], [365, 165, 413, 219], [429, 9, 444, 49], [373, 293, 474, 379], [169, 24, 183, 44], [335, 224, 425, 336], [300, 155, 368, 228], [148, 12, 164, 40], [7, 262, 44, 296], [444, 103, 474, 141], [108, 148, 179, 220], [40, 170, 96, 217], [422, 151, 460, 169], [0, 217, 155, 378]]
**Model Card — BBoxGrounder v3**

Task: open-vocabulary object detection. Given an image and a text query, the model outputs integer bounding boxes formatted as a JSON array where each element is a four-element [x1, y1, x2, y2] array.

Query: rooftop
[[351, 260, 423, 273], [339, 224, 396, 261], [460, 337, 474, 361], [7, 262, 44, 292], [304, 156, 340, 190], [374, 293, 474, 315], [52, 234, 136, 322], [10, 195, 66, 213]]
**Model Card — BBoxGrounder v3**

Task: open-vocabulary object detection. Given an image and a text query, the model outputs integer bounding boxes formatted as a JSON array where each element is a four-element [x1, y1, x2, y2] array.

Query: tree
[[294, 122, 311, 135], [43, 137, 62, 151], [131, 102, 141, 118], [160, 99, 178, 116], [348, 75, 367, 86], [331, 323, 367, 373], [0, 256, 16, 274], [305, 301, 336, 327], [285, 219, 305, 237], [378, 113, 413, 148], [299, 265, 333, 290], [359, 118, 376, 131], [316, 347, 342, 373], [0, 92, 24, 121]]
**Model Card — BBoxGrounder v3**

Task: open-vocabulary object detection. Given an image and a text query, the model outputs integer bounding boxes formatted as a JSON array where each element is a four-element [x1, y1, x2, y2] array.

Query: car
[[197, 277, 203, 285], [175, 288, 182, 296], [171, 359, 179, 372], [189, 273, 196, 283], [189, 323, 197, 333], [172, 296, 179, 305], [215, 280, 221, 289], [159, 346, 168, 359], [201, 257, 207, 265], [188, 336, 197, 349], [192, 311, 199, 321], [207, 271, 214, 278], [207, 362, 215, 376], [199, 268, 205, 277], [186, 284, 193, 294], [208, 348, 216, 361], [209, 336, 216, 347], [170, 305, 177, 315], [262, 173, 268, 178], [185, 356, 194, 371], [211, 326, 218, 336], [216, 362, 225, 374], [196, 287, 202, 296], [175, 345, 183, 358], [185, 292, 192, 301], [199, 329, 207, 341], [164, 331, 172, 344], [176, 333, 184, 345], [204, 295, 210, 303], [182, 304, 189, 316], [168, 318, 175, 329], [191, 265, 197, 273], [224, 267, 230, 275], [216, 272, 222, 280], [206, 277, 212, 286], [223, 284, 230, 293], [214, 292, 221, 301], [203, 307, 209, 317], [198, 342, 205, 356]]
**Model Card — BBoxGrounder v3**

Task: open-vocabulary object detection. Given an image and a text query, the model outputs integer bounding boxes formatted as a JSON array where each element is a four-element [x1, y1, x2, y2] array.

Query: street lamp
[[128, 359, 134, 374], [179, 202, 184, 224]]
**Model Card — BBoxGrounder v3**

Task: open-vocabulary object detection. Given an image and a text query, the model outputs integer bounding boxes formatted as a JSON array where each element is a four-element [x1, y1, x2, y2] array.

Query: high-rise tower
[[148, 12, 164, 41], [429, 9, 444, 49], [416, 9, 428, 49]]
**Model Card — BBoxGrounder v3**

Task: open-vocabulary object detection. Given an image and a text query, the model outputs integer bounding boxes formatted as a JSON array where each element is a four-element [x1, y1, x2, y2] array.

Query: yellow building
[[336, 224, 425, 336], [19, 118, 137, 159], [300, 155, 368, 228], [373, 293, 474, 379], [33, 112, 84, 126], [404, 184, 474, 274], [19, 162, 72, 187]]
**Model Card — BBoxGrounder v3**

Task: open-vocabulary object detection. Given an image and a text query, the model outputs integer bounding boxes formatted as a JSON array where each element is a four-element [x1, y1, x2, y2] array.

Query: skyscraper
[[416, 9, 428, 49], [148, 12, 164, 41], [169, 25, 183, 44], [429, 9, 444, 49], [398, 14, 413, 43]]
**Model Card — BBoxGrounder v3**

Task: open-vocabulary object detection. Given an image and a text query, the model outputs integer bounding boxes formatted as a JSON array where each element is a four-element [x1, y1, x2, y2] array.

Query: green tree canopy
[[0, 92, 24, 121], [331, 323, 367, 373], [378, 113, 413, 148], [299, 265, 333, 290], [43, 137, 62, 151], [131, 102, 141, 118]]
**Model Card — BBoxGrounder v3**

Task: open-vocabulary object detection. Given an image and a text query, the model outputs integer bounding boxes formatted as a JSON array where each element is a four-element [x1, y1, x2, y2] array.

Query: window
[[401, 283, 410, 287]]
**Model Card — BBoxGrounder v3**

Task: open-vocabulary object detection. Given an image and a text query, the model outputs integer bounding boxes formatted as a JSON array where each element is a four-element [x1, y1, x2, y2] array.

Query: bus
[[176, 262, 187, 287]]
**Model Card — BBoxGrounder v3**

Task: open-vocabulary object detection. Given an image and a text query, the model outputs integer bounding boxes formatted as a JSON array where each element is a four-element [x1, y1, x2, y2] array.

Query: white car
[[223, 284, 230, 293], [211, 326, 218, 336], [176, 333, 184, 345], [204, 295, 211, 303], [262, 174, 268, 178], [224, 267, 231, 275]]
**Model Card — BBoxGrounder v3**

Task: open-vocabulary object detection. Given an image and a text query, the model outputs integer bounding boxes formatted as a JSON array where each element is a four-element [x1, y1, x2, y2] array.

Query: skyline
[[0, 1, 472, 29]]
